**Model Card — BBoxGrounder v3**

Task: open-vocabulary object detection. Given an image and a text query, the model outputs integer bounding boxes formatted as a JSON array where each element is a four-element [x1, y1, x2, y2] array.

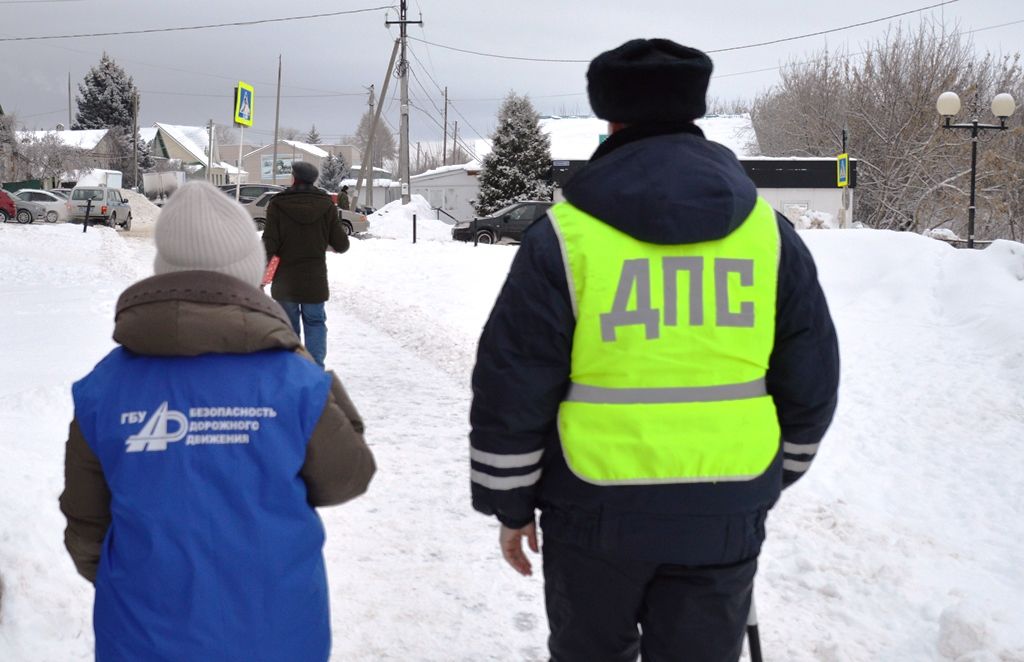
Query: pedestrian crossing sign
[[234, 82, 254, 127], [837, 153, 849, 188]]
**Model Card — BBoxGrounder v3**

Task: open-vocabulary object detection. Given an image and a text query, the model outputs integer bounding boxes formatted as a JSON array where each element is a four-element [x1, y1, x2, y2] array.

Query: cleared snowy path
[[319, 301, 548, 661]]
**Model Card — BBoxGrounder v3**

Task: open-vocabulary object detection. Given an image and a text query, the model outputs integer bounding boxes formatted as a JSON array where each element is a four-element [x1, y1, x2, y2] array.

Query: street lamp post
[[936, 91, 1016, 248]]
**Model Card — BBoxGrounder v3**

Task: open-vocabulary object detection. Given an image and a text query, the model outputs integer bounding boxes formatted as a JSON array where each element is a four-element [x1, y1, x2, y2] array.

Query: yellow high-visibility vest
[[549, 197, 781, 485]]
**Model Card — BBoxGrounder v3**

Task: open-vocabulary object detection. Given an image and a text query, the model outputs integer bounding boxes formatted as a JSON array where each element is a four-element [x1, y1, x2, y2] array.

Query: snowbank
[[796, 210, 837, 229], [366, 194, 452, 242], [121, 189, 161, 237]]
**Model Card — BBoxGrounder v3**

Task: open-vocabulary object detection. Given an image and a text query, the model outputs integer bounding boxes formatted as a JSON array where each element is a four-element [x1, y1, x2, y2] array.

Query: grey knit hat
[[153, 180, 265, 288], [292, 160, 319, 184]]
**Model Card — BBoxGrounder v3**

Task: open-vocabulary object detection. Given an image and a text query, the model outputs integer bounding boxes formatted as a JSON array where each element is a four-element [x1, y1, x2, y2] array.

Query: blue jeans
[[278, 301, 327, 367]]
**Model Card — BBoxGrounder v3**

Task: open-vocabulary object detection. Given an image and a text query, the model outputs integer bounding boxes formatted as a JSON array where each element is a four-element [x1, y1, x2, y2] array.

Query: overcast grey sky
[[0, 0, 1020, 149]]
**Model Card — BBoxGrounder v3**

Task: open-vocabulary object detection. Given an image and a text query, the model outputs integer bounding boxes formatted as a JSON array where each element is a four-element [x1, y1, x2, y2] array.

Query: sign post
[[233, 81, 254, 201]]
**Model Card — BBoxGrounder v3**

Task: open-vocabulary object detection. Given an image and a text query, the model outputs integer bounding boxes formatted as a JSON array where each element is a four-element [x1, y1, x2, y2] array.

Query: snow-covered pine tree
[[138, 134, 156, 172], [306, 125, 322, 144], [474, 92, 552, 216], [73, 53, 137, 132], [73, 54, 148, 186], [318, 154, 346, 191]]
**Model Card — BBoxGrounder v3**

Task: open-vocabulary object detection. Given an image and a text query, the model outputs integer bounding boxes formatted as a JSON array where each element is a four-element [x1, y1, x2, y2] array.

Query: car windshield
[[72, 189, 104, 201], [490, 203, 522, 218]]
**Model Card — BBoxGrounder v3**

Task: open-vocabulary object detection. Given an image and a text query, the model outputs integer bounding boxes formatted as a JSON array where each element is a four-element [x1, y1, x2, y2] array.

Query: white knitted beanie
[[153, 181, 265, 288]]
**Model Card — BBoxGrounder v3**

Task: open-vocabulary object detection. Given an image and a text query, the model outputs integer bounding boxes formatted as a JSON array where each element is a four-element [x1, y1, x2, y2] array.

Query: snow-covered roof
[[696, 114, 760, 157], [139, 127, 158, 145], [281, 140, 329, 158], [534, 114, 760, 160], [16, 129, 108, 150], [410, 161, 481, 181], [154, 123, 210, 163], [216, 161, 246, 175]]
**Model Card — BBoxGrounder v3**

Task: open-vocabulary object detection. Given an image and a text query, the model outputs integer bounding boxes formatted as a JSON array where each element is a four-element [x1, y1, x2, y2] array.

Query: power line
[[708, 0, 959, 53], [407, 45, 488, 145], [0, 5, 392, 42], [406, 1, 961, 62], [140, 89, 365, 99]]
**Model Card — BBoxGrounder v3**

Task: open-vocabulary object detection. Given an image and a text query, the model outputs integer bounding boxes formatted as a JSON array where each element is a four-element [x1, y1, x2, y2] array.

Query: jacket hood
[[562, 124, 757, 245], [270, 187, 334, 226], [114, 271, 301, 356]]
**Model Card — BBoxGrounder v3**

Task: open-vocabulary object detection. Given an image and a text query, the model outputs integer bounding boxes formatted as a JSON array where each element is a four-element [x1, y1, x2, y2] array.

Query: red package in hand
[[261, 256, 280, 286]]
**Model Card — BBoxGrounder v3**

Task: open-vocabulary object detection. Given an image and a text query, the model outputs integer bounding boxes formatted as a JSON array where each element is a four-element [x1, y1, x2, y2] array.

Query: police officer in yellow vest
[[470, 39, 839, 661]]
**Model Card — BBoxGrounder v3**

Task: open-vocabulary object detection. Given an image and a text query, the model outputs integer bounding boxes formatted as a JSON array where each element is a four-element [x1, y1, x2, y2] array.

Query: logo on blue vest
[[121, 402, 278, 453], [125, 402, 188, 452]]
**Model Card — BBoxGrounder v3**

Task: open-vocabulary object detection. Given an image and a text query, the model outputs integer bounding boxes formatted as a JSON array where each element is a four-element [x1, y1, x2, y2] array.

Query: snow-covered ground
[[1, 216, 1023, 661]]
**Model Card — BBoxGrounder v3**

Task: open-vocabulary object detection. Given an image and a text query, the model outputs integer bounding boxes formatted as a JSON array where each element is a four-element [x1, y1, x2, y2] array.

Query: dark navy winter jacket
[[470, 123, 840, 566]]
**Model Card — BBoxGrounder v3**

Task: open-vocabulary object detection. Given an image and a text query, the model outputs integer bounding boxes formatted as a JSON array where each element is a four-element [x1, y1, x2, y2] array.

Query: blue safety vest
[[73, 348, 333, 662]]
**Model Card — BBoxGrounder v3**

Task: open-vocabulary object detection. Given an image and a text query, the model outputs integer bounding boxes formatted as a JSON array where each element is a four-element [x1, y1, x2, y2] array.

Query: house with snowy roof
[[543, 115, 857, 228], [407, 116, 763, 224], [150, 123, 246, 186], [238, 140, 361, 186], [14, 128, 120, 169]]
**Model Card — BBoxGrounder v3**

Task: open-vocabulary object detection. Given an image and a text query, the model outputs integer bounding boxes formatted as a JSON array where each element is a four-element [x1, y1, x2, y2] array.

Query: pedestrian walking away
[[60, 181, 375, 661], [469, 38, 840, 662], [263, 160, 350, 367], [338, 184, 350, 212]]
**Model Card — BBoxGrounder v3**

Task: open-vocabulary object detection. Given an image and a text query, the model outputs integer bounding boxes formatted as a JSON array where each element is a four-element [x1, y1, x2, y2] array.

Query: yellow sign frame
[[836, 152, 849, 188], [234, 81, 254, 127]]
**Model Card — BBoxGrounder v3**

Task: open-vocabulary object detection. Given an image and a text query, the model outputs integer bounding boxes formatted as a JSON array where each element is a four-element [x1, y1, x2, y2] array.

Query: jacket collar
[[589, 121, 704, 161], [114, 271, 301, 356]]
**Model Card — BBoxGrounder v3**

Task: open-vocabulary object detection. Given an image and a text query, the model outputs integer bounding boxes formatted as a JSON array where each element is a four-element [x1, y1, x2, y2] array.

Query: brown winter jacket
[[263, 185, 349, 304], [59, 270, 375, 583]]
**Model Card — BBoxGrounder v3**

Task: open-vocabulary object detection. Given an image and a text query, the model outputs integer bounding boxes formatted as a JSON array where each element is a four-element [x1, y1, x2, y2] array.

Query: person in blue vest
[[469, 39, 839, 661], [60, 181, 375, 662]]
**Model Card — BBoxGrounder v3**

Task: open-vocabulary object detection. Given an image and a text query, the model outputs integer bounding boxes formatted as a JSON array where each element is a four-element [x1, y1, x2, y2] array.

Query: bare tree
[[751, 20, 1023, 239], [706, 97, 752, 116], [353, 110, 396, 169], [18, 132, 92, 186]]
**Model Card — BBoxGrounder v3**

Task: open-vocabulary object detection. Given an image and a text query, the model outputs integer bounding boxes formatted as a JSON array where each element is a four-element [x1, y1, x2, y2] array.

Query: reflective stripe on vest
[[549, 198, 781, 485]]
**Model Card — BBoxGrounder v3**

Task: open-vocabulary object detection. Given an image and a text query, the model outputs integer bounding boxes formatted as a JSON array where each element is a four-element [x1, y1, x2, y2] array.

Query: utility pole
[[207, 119, 214, 183], [442, 86, 448, 166], [131, 93, 139, 189], [451, 120, 458, 165], [67, 73, 72, 128], [365, 85, 376, 209], [272, 55, 282, 186], [354, 40, 399, 213], [386, 0, 422, 204]]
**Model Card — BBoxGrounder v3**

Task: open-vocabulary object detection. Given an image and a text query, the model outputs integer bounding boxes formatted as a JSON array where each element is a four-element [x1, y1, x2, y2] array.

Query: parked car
[[3, 193, 47, 224], [339, 208, 369, 236], [66, 186, 132, 229], [241, 191, 276, 232], [218, 183, 284, 204], [13, 189, 68, 222], [451, 201, 553, 244], [243, 191, 369, 236], [0, 190, 15, 223]]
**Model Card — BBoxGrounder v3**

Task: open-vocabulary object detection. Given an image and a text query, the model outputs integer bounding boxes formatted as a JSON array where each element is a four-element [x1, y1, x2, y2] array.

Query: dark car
[[218, 183, 284, 204], [452, 201, 553, 244], [0, 189, 15, 223]]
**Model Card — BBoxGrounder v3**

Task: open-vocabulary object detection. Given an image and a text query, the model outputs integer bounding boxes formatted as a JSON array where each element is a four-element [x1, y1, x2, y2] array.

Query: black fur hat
[[587, 39, 713, 124]]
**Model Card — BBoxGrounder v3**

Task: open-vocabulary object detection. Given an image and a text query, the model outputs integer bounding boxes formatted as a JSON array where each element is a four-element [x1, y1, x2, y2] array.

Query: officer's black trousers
[[542, 538, 757, 662]]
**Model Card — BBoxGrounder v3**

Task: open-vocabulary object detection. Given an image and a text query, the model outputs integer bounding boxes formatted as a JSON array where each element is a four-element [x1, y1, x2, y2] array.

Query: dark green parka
[[263, 185, 349, 303]]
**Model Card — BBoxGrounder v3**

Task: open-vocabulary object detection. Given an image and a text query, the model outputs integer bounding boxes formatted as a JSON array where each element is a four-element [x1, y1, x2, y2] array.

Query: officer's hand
[[500, 521, 539, 577]]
